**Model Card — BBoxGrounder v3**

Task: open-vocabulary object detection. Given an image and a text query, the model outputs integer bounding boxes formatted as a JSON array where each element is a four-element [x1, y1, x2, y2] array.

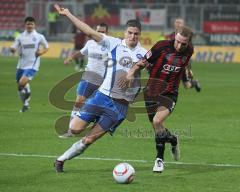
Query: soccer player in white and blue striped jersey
[[10, 17, 49, 112], [53, 5, 147, 172]]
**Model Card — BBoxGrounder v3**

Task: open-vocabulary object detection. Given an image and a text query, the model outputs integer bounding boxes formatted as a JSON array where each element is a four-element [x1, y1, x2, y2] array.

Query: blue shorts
[[77, 91, 128, 133], [16, 69, 37, 82], [77, 80, 99, 98]]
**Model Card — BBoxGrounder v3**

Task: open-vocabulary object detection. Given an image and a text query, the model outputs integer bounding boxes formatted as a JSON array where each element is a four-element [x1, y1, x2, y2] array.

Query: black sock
[[165, 128, 177, 146], [155, 132, 167, 160]]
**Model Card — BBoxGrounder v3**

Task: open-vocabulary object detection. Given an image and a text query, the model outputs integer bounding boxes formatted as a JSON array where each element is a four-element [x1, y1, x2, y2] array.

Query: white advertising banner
[[120, 8, 166, 26]]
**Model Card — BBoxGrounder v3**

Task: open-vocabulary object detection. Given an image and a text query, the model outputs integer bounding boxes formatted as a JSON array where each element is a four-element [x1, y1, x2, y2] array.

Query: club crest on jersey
[[101, 41, 108, 51], [136, 54, 143, 59], [119, 56, 133, 68], [32, 37, 37, 41], [146, 51, 152, 59]]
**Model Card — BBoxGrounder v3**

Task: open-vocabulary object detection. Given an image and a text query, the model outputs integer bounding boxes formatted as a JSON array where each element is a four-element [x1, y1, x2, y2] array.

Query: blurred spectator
[[72, 23, 87, 71], [13, 29, 21, 40], [48, 6, 59, 36]]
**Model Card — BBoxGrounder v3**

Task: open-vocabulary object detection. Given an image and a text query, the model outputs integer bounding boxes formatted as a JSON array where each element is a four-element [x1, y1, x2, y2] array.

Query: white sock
[[57, 139, 88, 162], [24, 83, 31, 106], [24, 96, 31, 106], [25, 83, 31, 93], [18, 89, 25, 103]]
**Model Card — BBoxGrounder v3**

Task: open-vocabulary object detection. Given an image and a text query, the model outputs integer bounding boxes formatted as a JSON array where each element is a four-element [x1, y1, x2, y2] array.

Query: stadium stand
[[0, 0, 26, 39]]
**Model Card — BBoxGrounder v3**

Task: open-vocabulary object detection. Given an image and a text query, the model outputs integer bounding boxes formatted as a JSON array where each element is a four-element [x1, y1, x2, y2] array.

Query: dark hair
[[177, 26, 193, 41], [97, 23, 108, 32], [24, 17, 35, 23], [126, 19, 141, 31]]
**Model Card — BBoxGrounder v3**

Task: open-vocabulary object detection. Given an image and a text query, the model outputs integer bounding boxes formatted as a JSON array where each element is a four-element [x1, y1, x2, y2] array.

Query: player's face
[[174, 19, 184, 31], [174, 33, 189, 53], [124, 27, 141, 48], [25, 21, 35, 33], [96, 26, 107, 34]]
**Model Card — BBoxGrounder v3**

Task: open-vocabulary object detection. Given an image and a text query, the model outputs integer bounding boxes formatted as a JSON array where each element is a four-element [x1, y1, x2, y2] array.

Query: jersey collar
[[24, 30, 37, 35], [122, 39, 141, 51]]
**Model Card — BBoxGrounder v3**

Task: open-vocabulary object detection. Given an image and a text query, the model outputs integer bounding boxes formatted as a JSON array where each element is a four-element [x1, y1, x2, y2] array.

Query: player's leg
[[145, 95, 179, 172], [55, 91, 128, 172], [59, 80, 99, 138], [54, 121, 106, 172], [152, 106, 170, 172], [72, 80, 98, 119], [16, 69, 36, 112]]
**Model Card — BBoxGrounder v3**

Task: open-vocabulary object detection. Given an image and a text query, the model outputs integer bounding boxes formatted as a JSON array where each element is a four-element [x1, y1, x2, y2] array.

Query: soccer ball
[[112, 163, 135, 184]]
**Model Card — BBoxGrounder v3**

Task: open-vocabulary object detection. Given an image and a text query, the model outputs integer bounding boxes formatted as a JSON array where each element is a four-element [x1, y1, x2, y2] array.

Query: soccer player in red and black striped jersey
[[167, 18, 201, 92], [123, 26, 194, 173]]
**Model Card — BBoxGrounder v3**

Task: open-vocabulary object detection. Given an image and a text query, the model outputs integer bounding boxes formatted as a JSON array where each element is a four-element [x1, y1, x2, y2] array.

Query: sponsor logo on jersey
[[119, 56, 133, 68], [23, 44, 35, 49], [163, 64, 181, 72]]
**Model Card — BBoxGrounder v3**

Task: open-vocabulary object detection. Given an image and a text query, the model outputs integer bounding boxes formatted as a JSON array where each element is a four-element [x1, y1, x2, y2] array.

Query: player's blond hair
[[177, 26, 193, 41]]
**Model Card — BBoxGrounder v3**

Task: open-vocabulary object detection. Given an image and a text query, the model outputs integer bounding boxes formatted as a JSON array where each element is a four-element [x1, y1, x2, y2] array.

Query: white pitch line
[[0, 152, 240, 168]]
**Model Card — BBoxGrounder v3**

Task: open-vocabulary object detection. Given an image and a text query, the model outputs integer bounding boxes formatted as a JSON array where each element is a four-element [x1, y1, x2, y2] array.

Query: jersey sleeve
[[99, 34, 121, 52], [144, 41, 164, 70], [40, 35, 49, 49], [80, 40, 90, 56]]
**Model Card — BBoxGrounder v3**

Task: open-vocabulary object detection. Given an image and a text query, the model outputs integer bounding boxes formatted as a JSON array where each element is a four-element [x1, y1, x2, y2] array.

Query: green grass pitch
[[0, 56, 240, 192]]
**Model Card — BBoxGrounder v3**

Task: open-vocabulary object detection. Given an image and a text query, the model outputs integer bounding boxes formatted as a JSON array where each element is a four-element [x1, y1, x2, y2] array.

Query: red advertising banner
[[204, 21, 240, 34]]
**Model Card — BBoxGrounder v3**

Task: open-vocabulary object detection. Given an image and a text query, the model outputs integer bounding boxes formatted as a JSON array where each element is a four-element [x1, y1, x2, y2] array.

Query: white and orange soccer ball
[[112, 163, 135, 184]]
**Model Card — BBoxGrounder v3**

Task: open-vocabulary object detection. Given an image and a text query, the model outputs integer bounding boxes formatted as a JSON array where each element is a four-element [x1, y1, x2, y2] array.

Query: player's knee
[[18, 81, 26, 88], [69, 128, 79, 135], [69, 122, 85, 135], [152, 116, 164, 127]]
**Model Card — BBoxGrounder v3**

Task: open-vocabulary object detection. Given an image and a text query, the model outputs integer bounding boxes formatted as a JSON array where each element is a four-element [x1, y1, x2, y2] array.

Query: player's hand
[[64, 57, 72, 65], [35, 50, 41, 57], [118, 73, 133, 90], [54, 4, 70, 16], [9, 47, 16, 54], [136, 59, 147, 68]]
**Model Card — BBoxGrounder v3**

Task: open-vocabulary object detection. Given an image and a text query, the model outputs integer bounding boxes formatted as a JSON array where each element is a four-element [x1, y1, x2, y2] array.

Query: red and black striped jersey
[[144, 40, 194, 95]]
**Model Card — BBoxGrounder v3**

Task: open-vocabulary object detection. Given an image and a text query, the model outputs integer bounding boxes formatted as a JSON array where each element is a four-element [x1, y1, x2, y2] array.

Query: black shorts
[[144, 92, 177, 122]]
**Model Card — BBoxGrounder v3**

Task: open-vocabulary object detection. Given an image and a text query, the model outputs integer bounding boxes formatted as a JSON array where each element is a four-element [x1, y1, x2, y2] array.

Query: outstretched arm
[[64, 51, 83, 65], [54, 4, 103, 42]]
